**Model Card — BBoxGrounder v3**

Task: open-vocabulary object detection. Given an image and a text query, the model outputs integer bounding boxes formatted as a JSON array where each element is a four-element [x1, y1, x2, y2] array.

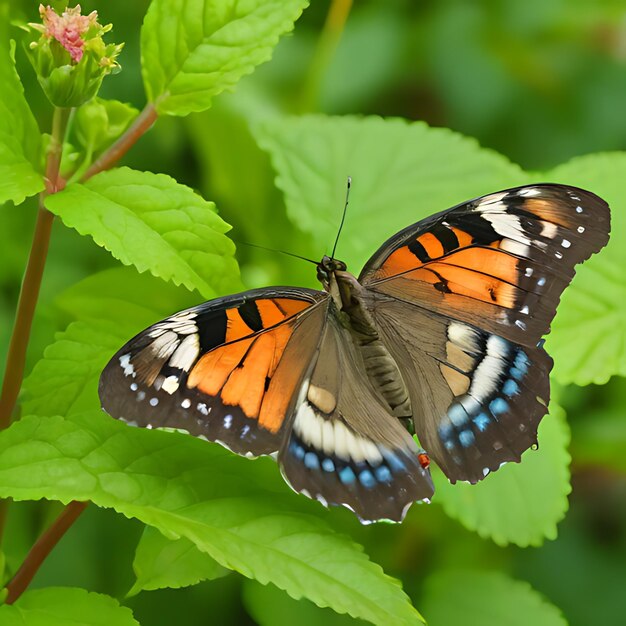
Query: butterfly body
[[100, 184, 610, 523]]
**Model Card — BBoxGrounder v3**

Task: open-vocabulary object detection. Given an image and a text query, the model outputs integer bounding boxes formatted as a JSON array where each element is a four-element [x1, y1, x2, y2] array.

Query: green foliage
[[255, 115, 528, 270], [45, 167, 241, 298], [0, 587, 139, 626], [421, 570, 567, 626], [141, 0, 310, 116], [130, 527, 228, 595], [0, 40, 43, 205], [0, 413, 424, 626], [545, 153, 626, 385], [434, 406, 571, 546]]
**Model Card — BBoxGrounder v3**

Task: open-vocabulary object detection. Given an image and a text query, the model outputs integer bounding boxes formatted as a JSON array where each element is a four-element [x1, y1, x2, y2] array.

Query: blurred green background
[[2, 1, 625, 624]]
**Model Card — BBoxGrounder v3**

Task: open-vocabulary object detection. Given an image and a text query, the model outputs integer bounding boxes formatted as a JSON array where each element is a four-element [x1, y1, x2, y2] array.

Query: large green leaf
[[434, 406, 570, 547], [544, 153, 626, 385], [130, 527, 228, 595], [254, 115, 528, 270], [141, 0, 310, 116], [0, 413, 424, 626], [0, 587, 139, 626], [45, 167, 241, 298], [0, 39, 43, 205], [421, 570, 567, 626]]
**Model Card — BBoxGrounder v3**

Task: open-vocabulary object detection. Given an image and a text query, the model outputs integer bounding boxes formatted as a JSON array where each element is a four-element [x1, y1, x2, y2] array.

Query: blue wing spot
[[339, 466, 356, 484], [384, 452, 407, 472], [489, 397, 509, 416], [375, 465, 392, 483], [503, 379, 520, 397], [304, 452, 319, 470], [290, 442, 306, 460], [510, 366, 525, 381], [322, 458, 335, 473], [459, 430, 476, 447], [359, 469, 376, 488], [448, 403, 469, 426], [444, 440, 456, 451], [438, 422, 454, 440], [515, 350, 529, 370], [473, 412, 491, 432]]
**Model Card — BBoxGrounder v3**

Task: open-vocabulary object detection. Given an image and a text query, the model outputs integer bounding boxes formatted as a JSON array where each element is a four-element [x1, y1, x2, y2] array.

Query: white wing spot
[[577, 226, 585, 233], [119, 354, 135, 378], [520, 305, 529, 315], [576, 206, 583, 213], [537, 277, 546, 287], [561, 239, 571, 248], [197, 402, 209, 416], [161, 375, 180, 394], [137, 391, 146, 402], [149, 397, 159, 407], [224, 414, 233, 429], [518, 187, 541, 197], [181, 398, 191, 409], [130, 382, 138, 392], [524, 267, 533, 277]]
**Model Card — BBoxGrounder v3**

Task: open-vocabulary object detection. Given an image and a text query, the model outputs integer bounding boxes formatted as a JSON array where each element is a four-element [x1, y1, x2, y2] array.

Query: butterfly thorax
[[317, 256, 413, 422]]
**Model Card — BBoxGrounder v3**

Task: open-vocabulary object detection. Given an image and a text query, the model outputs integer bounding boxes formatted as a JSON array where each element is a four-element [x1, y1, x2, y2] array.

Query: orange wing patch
[[187, 297, 319, 433]]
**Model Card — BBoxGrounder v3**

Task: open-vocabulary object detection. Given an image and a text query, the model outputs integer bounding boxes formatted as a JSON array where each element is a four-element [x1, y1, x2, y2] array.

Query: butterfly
[[99, 184, 610, 523]]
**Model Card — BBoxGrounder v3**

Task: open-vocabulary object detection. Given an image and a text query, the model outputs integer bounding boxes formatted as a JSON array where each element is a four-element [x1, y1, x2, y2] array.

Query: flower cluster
[[27, 4, 123, 107]]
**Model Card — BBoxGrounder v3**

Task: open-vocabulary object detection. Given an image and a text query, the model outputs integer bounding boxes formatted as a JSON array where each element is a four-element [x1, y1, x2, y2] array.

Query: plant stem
[[0, 106, 70, 432], [4, 501, 88, 604], [298, 0, 353, 112], [81, 102, 158, 181]]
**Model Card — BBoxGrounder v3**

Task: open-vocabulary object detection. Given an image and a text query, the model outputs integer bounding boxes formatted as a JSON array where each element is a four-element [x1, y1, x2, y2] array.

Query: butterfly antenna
[[331, 176, 351, 260], [237, 241, 318, 265]]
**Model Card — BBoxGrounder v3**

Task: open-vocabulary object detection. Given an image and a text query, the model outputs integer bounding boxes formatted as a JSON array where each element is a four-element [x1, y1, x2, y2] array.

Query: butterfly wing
[[360, 184, 610, 482], [279, 311, 434, 523], [360, 184, 610, 346], [99, 287, 328, 457]]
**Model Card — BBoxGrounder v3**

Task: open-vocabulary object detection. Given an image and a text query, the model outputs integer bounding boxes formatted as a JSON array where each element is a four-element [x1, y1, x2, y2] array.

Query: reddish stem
[[4, 501, 89, 604]]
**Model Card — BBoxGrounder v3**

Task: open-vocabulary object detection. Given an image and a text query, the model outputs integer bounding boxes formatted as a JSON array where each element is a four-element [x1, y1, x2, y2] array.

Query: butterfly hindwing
[[99, 288, 327, 457], [370, 295, 552, 483], [279, 312, 434, 522], [360, 184, 610, 347]]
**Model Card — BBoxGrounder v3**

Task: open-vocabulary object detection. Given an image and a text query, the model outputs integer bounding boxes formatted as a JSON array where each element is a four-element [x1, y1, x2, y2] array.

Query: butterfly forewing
[[99, 288, 328, 457], [360, 184, 610, 347]]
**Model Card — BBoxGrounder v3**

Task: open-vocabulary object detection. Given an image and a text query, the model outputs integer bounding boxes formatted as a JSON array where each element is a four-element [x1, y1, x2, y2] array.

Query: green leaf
[[0, 412, 424, 626], [44, 167, 241, 298], [0, 39, 44, 205], [434, 405, 571, 547], [130, 527, 228, 595], [243, 579, 367, 626], [22, 320, 129, 418], [141, 0, 310, 116], [23, 268, 200, 418], [543, 153, 626, 385], [0, 587, 139, 626], [421, 570, 567, 626], [55, 266, 200, 323], [254, 115, 528, 271]]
